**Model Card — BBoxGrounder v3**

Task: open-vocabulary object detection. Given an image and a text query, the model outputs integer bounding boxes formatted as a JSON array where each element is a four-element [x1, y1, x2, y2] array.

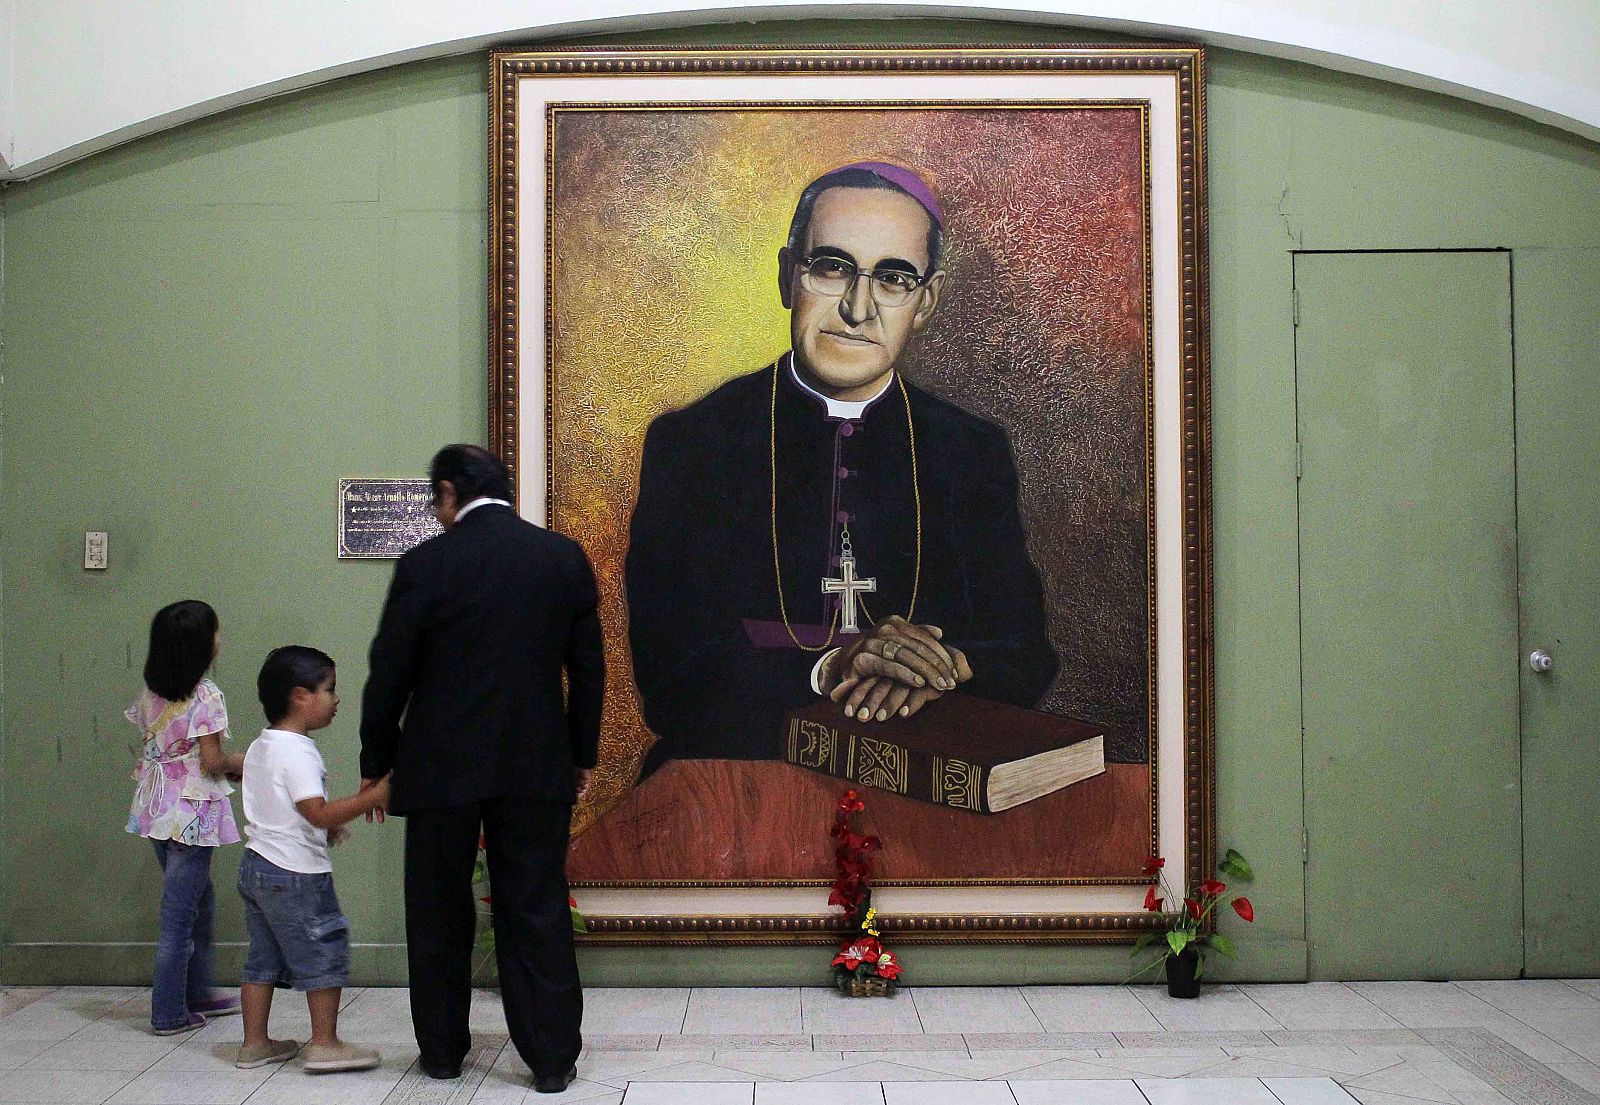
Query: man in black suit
[[626, 163, 1057, 777], [360, 444, 603, 1094]]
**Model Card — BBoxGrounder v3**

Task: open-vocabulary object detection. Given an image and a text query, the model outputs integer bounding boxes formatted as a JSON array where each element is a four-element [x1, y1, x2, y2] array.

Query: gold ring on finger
[[881, 640, 901, 661]]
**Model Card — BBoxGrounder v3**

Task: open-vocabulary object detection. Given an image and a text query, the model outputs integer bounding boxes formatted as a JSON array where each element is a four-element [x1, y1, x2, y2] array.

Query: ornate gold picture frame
[[490, 45, 1211, 944]]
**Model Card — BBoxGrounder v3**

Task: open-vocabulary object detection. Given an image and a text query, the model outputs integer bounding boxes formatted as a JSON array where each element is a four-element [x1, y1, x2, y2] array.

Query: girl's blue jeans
[[150, 839, 216, 1030]]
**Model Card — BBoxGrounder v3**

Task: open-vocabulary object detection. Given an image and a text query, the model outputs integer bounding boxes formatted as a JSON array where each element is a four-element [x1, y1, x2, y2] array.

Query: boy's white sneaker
[[301, 1042, 381, 1073], [236, 1040, 300, 1069]]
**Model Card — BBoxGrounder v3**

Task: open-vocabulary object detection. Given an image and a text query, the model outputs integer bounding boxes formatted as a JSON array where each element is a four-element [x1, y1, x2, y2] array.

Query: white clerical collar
[[788, 353, 893, 419], [455, 496, 511, 521]]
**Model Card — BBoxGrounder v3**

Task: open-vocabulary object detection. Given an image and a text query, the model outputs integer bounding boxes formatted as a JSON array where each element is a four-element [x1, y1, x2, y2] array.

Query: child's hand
[[329, 826, 351, 848]]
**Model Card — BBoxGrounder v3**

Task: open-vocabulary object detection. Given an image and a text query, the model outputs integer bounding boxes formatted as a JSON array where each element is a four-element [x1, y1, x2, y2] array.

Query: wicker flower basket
[[844, 975, 893, 998]]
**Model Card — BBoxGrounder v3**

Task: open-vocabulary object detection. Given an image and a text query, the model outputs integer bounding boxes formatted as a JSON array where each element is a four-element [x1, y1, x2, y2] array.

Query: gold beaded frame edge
[[489, 44, 1212, 944]]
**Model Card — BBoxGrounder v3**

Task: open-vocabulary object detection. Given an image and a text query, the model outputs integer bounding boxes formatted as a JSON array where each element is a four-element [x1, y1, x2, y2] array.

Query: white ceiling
[[3, 1, 1597, 179]]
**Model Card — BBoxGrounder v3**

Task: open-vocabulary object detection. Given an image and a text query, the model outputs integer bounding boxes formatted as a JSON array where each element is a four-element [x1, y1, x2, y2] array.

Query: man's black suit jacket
[[360, 504, 605, 814], [625, 360, 1058, 776]]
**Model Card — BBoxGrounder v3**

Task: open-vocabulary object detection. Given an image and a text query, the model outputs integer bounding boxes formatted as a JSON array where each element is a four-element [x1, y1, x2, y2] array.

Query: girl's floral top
[[125, 678, 241, 846]]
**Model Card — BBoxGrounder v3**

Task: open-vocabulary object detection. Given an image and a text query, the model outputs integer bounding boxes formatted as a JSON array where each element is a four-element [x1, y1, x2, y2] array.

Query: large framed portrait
[[490, 45, 1212, 943]]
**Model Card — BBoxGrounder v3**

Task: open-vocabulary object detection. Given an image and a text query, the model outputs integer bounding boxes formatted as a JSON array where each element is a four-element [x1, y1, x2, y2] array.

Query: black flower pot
[[1165, 947, 1201, 998]]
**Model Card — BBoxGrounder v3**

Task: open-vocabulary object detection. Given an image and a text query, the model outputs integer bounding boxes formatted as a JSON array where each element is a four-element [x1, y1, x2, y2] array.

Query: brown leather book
[[782, 694, 1106, 814]]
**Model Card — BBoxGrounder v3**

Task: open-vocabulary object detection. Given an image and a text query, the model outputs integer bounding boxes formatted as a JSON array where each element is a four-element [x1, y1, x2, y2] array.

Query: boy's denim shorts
[[236, 849, 350, 992]]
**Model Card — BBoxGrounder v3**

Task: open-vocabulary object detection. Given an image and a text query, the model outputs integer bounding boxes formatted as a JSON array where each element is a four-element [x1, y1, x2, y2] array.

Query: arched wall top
[[3, 1, 1598, 179]]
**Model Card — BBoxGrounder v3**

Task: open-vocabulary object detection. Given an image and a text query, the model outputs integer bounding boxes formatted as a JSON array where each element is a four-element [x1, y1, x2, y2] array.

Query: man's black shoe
[[420, 1059, 462, 1080], [533, 1064, 577, 1093]]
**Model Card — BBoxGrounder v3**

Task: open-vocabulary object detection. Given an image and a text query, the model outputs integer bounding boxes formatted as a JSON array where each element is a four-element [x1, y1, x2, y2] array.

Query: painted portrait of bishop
[[625, 162, 1060, 778]]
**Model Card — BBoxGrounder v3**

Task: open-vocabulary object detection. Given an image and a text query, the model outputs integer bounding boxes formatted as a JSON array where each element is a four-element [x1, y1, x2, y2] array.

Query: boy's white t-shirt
[[242, 727, 331, 874]]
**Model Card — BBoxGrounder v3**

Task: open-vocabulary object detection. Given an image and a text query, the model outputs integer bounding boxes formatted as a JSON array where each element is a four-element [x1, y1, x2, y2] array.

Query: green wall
[[2, 19, 1598, 985]]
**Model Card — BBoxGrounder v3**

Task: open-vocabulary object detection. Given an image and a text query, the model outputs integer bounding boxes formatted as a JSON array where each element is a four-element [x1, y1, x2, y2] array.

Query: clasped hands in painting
[[823, 614, 973, 721]]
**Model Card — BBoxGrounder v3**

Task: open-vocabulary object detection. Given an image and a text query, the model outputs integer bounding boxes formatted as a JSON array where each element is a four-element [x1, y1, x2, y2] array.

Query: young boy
[[235, 646, 389, 1072]]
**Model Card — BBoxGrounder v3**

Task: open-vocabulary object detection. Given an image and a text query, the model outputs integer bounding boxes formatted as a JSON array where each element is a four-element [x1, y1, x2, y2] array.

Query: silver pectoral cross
[[821, 554, 877, 634]]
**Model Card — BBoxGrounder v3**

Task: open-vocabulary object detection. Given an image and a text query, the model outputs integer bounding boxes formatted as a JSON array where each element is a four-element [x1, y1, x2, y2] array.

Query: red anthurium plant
[[1129, 848, 1255, 983], [828, 789, 903, 993]]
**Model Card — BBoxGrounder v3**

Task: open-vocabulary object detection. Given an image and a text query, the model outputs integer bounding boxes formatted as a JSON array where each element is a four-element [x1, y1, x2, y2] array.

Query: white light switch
[[85, 531, 108, 570]]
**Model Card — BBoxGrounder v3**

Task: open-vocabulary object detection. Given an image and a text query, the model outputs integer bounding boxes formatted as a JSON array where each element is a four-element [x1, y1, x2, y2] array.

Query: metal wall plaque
[[338, 478, 442, 559]]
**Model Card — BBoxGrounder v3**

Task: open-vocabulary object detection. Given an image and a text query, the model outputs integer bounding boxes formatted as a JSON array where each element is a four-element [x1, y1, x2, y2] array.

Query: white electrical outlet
[[85, 531, 109, 570]]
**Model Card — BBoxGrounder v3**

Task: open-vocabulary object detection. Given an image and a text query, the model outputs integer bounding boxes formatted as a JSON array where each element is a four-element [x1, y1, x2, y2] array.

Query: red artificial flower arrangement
[[1130, 848, 1256, 981], [828, 789, 903, 993]]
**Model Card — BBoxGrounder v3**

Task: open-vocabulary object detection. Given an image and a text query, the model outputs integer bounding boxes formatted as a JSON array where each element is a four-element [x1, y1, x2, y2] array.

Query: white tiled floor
[[1, 981, 1597, 1103]]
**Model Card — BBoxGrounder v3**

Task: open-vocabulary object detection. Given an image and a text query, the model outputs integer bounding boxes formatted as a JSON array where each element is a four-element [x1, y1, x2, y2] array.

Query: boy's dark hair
[[429, 444, 513, 506], [143, 599, 219, 702], [257, 646, 336, 725]]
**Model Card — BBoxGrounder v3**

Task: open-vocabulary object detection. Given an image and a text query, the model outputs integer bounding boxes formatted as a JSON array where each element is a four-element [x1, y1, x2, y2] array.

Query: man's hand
[[833, 616, 962, 693], [360, 776, 389, 823], [824, 617, 973, 721], [574, 767, 594, 802], [830, 676, 945, 721]]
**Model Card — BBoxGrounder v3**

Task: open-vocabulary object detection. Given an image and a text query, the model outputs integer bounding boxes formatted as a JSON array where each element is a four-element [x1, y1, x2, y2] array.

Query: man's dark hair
[[257, 645, 336, 725], [143, 599, 219, 702], [784, 167, 943, 272], [429, 444, 513, 506]]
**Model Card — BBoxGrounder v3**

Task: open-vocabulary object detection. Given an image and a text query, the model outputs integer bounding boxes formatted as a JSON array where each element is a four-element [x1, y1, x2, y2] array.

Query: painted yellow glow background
[[549, 106, 1148, 846]]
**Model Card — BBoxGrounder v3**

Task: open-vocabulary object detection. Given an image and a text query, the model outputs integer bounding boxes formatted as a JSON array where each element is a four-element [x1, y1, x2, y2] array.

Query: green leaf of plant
[[571, 907, 589, 933], [1167, 930, 1191, 955], [1210, 933, 1238, 959], [1130, 932, 1159, 956], [1122, 956, 1167, 984], [1194, 954, 1206, 980], [1220, 849, 1254, 881]]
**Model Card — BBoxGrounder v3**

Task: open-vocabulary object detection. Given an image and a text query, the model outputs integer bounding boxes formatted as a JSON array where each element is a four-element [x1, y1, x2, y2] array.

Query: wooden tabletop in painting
[[567, 759, 1151, 883]]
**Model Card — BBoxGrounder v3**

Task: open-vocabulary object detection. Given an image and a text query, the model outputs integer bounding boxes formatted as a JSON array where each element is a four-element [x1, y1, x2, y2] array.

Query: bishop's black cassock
[[625, 356, 1059, 778]]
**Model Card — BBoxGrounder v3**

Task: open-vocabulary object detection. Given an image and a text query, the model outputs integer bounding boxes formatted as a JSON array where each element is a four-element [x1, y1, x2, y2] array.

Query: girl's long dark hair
[[143, 600, 218, 702]]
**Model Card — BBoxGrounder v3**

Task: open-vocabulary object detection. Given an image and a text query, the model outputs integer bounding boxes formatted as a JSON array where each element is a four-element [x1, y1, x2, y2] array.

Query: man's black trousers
[[403, 796, 582, 1078]]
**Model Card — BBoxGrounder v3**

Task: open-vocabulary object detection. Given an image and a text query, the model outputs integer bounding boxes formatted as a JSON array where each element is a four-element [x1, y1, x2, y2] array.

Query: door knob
[[1529, 649, 1554, 673]]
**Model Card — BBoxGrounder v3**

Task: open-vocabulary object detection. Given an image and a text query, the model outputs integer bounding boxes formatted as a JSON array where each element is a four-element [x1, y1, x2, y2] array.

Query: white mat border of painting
[[515, 68, 1188, 920]]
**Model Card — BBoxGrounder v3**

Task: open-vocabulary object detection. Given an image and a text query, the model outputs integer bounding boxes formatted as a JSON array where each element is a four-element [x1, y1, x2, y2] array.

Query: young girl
[[127, 599, 246, 1035]]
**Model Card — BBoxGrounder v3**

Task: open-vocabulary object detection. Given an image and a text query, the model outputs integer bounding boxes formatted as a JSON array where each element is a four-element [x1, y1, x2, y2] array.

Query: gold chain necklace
[[770, 360, 923, 652]]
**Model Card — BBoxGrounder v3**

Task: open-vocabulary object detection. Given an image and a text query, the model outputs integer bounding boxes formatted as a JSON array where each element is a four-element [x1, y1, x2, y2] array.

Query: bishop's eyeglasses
[[796, 253, 931, 308]]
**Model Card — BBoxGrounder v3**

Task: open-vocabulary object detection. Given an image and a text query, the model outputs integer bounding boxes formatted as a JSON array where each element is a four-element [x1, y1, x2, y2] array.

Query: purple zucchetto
[[817, 161, 943, 229]]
